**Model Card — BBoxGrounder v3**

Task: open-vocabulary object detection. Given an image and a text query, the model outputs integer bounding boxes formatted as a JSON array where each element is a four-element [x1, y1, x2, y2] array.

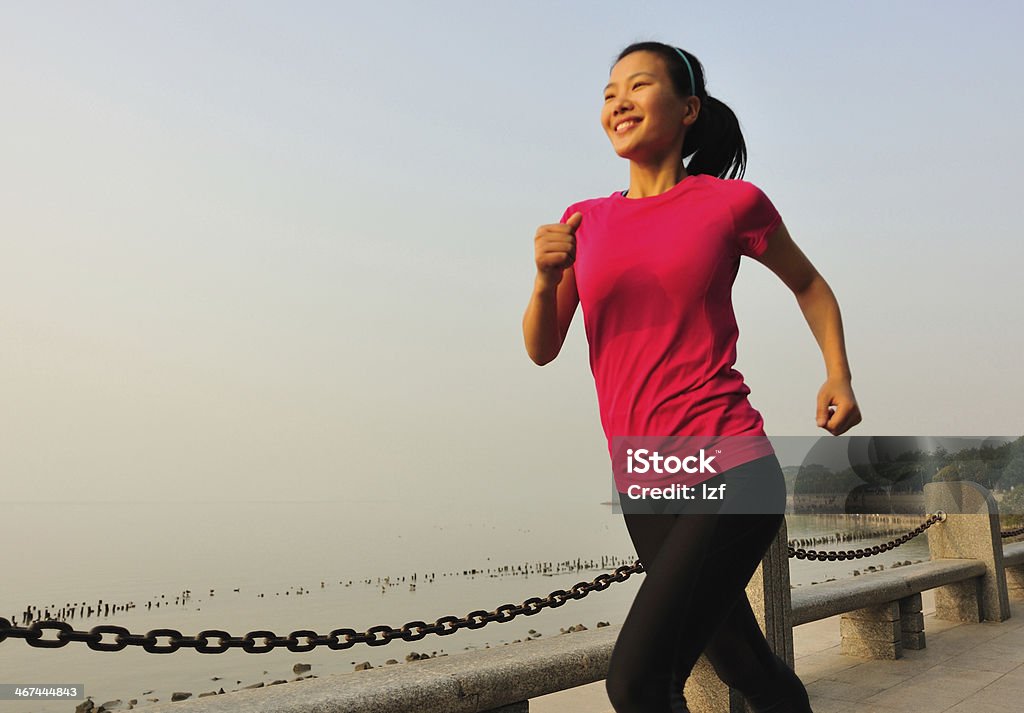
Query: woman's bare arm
[[753, 220, 862, 435], [523, 267, 579, 365]]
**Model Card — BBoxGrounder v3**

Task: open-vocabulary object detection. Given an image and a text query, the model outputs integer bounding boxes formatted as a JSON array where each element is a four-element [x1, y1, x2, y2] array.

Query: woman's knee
[[744, 657, 813, 713], [711, 646, 811, 713], [606, 649, 676, 713], [605, 670, 663, 713], [713, 648, 782, 694]]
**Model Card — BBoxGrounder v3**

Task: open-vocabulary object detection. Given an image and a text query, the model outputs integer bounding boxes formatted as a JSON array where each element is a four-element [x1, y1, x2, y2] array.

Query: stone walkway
[[531, 590, 1024, 712]]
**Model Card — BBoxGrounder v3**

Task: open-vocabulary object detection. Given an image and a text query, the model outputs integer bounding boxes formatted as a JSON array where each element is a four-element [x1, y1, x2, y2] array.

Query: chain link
[[0, 563, 644, 653], [14, 510, 1020, 653], [787, 511, 946, 561]]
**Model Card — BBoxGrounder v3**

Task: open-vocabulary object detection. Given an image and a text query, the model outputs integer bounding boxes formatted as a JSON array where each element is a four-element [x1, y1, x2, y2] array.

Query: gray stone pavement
[[531, 590, 1024, 712]]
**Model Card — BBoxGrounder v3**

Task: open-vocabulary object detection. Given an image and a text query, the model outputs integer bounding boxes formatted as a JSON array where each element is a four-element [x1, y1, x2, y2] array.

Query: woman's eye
[[604, 82, 647, 100]]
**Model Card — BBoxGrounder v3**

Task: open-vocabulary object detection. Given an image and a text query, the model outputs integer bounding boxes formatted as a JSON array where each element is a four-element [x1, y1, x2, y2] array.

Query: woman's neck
[[624, 160, 689, 199]]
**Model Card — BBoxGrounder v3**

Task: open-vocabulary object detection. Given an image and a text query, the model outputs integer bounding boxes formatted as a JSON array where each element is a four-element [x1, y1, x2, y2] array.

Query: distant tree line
[[787, 437, 1024, 522]]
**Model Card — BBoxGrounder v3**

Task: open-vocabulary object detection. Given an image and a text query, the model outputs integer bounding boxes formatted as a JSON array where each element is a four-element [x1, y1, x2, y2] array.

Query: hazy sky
[[3, 1, 1022, 503]]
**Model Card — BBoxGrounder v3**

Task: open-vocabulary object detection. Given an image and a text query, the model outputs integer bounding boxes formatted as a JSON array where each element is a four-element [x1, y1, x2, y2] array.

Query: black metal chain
[[0, 563, 644, 653], [1001, 524, 1024, 538], [787, 511, 946, 561], [10, 510, 1023, 653]]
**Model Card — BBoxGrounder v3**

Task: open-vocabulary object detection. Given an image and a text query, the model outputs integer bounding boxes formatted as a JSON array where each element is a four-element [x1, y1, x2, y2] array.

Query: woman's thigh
[[667, 456, 788, 671], [610, 509, 721, 679], [613, 455, 787, 677], [669, 511, 784, 673], [609, 506, 785, 712]]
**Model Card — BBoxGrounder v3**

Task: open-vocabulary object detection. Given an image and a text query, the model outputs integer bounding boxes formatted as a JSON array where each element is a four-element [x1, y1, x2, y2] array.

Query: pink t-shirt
[[560, 174, 782, 492]]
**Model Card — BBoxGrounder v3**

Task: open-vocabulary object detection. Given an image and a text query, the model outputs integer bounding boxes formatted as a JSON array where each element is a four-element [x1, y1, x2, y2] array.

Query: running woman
[[522, 42, 861, 712]]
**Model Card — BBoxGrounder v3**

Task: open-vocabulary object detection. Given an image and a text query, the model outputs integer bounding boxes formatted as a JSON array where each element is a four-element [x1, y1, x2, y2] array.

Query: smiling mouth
[[614, 119, 641, 134]]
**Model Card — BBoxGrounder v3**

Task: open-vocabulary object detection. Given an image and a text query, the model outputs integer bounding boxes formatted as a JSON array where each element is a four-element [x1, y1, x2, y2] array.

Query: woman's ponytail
[[682, 93, 747, 180], [612, 42, 748, 180]]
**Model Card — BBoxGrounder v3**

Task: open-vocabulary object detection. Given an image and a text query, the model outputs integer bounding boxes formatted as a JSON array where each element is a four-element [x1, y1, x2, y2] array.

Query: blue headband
[[672, 47, 697, 97]]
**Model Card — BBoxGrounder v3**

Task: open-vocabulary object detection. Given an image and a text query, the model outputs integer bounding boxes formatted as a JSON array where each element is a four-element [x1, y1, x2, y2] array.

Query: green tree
[[997, 455, 1024, 492]]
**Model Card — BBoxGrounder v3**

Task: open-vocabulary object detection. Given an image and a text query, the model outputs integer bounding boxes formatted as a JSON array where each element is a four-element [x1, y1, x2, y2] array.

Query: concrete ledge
[[142, 625, 619, 713], [791, 558, 985, 626]]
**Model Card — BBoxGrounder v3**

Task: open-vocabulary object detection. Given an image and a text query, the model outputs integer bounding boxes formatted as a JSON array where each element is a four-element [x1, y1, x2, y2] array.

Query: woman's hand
[[816, 377, 862, 435], [534, 212, 581, 290]]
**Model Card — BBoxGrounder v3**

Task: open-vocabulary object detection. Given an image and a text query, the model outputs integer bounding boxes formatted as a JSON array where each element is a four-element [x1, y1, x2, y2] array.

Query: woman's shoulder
[[559, 193, 616, 221], [698, 174, 770, 196], [697, 175, 776, 214]]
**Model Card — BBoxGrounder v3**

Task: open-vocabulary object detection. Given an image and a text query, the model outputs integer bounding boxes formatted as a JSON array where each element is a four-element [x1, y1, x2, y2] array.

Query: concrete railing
[[144, 480, 1024, 713], [142, 623, 619, 713], [790, 557, 985, 658]]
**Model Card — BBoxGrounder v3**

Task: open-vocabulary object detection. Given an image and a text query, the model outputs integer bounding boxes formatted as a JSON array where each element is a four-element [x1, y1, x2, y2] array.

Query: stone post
[[684, 518, 793, 713], [899, 592, 926, 650], [840, 601, 902, 659], [923, 481, 1010, 622], [836, 592, 926, 660]]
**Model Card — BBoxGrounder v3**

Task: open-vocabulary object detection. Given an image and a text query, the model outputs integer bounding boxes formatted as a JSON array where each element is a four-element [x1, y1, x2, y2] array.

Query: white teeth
[[615, 119, 639, 133]]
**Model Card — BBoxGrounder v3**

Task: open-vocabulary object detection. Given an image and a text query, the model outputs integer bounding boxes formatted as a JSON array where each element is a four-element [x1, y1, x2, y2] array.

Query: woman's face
[[601, 51, 698, 163]]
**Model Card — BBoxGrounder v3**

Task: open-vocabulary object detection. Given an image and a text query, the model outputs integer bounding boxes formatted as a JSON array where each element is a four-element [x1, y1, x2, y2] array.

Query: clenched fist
[[534, 211, 581, 290]]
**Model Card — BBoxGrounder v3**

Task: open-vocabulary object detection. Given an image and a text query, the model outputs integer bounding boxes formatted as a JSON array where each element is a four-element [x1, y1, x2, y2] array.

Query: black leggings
[[607, 454, 813, 713]]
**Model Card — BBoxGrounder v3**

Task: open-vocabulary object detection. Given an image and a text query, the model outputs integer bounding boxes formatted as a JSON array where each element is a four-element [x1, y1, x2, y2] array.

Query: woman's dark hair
[[612, 42, 747, 180]]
